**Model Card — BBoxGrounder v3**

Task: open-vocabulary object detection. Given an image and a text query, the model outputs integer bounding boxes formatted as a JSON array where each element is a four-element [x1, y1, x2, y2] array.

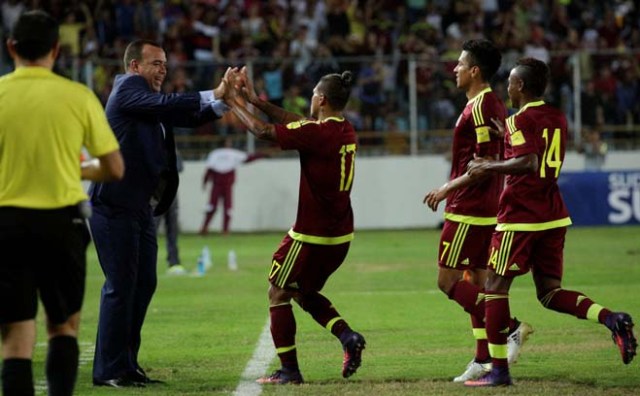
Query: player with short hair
[[465, 57, 637, 387], [223, 67, 365, 384], [424, 39, 532, 382]]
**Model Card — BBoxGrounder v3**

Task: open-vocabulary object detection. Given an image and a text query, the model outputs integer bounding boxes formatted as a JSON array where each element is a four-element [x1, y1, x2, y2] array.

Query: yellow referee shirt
[[0, 67, 119, 209]]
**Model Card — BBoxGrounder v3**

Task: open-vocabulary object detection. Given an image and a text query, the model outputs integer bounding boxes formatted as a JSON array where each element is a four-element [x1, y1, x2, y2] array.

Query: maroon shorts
[[488, 227, 566, 279], [269, 234, 349, 292], [437, 220, 494, 270]]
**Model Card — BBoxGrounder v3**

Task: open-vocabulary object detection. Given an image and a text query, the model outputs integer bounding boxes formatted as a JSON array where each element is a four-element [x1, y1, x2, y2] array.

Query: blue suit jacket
[[90, 74, 218, 215]]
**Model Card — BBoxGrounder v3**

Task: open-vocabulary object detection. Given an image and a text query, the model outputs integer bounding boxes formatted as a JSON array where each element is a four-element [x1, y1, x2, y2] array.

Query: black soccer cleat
[[605, 312, 637, 364], [342, 331, 366, 378]]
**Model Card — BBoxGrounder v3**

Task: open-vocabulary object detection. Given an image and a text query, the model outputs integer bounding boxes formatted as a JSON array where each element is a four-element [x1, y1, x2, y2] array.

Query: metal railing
[[19, 49, 639, 159]]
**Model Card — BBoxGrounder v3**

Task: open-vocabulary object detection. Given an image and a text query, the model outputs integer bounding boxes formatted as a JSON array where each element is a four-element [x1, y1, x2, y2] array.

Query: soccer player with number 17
[[222, 67, 366, 384]]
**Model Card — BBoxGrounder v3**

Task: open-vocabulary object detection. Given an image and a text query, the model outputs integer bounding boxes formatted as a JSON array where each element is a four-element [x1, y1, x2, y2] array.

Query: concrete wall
[[176, 151, 640, 233]]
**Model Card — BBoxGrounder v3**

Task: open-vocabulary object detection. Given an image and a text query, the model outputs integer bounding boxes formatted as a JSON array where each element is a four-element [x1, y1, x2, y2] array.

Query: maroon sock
[[485, 291, 510, 369], [540, 288, 611, 322], [448, 280, 485, 321], [299, 292, 351, 338], [270, 304, 298, 370], [471, 315, 490, 361]]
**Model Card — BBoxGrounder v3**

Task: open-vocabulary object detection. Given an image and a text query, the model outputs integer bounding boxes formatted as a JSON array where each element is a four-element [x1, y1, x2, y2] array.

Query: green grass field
[[30, 226, 640, 395]]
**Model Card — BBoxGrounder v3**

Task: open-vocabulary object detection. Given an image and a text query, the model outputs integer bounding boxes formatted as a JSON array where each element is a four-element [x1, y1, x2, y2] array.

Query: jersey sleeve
[[506, 113, 537, 157], [474, 95, 503, 158], [275, 120, 325, 152], [82, 88, 120, 157]]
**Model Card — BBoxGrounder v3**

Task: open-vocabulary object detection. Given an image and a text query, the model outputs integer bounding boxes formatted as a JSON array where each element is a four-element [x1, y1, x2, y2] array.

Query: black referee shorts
[[0, 206, 90, 325]]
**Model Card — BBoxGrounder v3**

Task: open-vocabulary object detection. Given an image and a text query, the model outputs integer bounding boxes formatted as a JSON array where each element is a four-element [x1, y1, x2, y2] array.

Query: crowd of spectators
[[2, 0, 639, 152]]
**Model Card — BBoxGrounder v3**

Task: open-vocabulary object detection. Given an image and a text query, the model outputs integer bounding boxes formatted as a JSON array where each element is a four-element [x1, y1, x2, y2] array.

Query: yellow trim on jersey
[[489, 343, 508, 359], [276, 345, 296, 354], [445, 223, 469, 267], [288, 229, 354, 245], [473, 328, 487, 340], [470, 87, 492, 126], [285, 116, 345, 130], [444, 212, 497, 226], [285, 119, 315, 130], [515, 100, 545, 115], [275, 240, 303, 288], [325, 317, 342, 331], [496, 217, 572, 232], [322, 116, 345, 123]]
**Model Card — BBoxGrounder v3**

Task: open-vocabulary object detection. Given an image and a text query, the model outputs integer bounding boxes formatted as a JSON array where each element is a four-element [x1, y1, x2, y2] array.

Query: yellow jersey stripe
[[469, 87, 492, 126], [288, 229, 354, 245], [444, 213, 497, 226], [496, 217, 572, 232]]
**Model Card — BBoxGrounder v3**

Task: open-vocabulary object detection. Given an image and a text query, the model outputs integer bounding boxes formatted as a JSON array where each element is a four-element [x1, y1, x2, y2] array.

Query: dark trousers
[[89, 204, 158, 380], [154, 197, 180, 266]]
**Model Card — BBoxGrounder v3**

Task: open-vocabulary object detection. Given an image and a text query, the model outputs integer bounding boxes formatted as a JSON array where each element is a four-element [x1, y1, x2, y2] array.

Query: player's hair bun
[[341, 71, 353, 88]]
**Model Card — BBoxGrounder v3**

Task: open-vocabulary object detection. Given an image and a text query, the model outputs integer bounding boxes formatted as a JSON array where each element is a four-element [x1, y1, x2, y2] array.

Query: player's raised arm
[[224, 72, 277, 142], [239, 67, 305, 124]]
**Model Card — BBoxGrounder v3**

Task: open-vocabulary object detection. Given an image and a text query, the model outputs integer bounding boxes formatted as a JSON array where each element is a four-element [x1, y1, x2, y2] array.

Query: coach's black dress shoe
[[127, 368, 165, 384], [93, 377, 145, 388]]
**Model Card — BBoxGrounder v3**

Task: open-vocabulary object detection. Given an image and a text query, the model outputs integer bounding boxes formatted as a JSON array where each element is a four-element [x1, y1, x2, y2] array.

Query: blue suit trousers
[[90, 204, 157, 380]]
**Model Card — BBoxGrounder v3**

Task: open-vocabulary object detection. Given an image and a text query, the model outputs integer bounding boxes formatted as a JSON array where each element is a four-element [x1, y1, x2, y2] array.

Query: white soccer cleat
[[453, 359, 492, 383], [507, 321, 534, 364]]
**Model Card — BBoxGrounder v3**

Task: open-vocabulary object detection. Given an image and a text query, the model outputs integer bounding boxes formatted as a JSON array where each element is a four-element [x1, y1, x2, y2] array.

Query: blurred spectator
[[579, 127, 608, 171], [358, 59, 385, 132], [581, 80, 604, 128], [283, 85, 309, 117], [59, 3, 93, 58], [114, 0, 136, 41], [615, 67, 639, 125], [289, 25, 317, 79]]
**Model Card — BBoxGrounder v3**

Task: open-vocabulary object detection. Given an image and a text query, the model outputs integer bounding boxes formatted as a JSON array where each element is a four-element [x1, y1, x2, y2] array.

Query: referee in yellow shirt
[[0, 11, 124, 396]]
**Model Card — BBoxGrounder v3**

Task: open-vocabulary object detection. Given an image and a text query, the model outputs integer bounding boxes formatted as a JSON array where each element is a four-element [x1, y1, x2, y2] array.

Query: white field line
[[233, 318, 275, 396], [34, 341, 94, 394]]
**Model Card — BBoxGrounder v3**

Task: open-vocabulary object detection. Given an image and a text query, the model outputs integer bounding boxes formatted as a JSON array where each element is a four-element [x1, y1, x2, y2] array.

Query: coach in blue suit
[[89, 39, 230, 388]]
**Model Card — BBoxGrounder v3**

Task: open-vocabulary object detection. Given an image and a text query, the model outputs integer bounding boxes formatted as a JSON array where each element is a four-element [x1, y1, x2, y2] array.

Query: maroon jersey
[[497, 101, 572, 230], [445, 88, 507, 224], [275, 116, 356, 244]]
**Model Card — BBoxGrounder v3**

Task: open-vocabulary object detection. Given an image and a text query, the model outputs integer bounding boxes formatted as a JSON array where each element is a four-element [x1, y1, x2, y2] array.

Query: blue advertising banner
[[558, 171, 640, 226]]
